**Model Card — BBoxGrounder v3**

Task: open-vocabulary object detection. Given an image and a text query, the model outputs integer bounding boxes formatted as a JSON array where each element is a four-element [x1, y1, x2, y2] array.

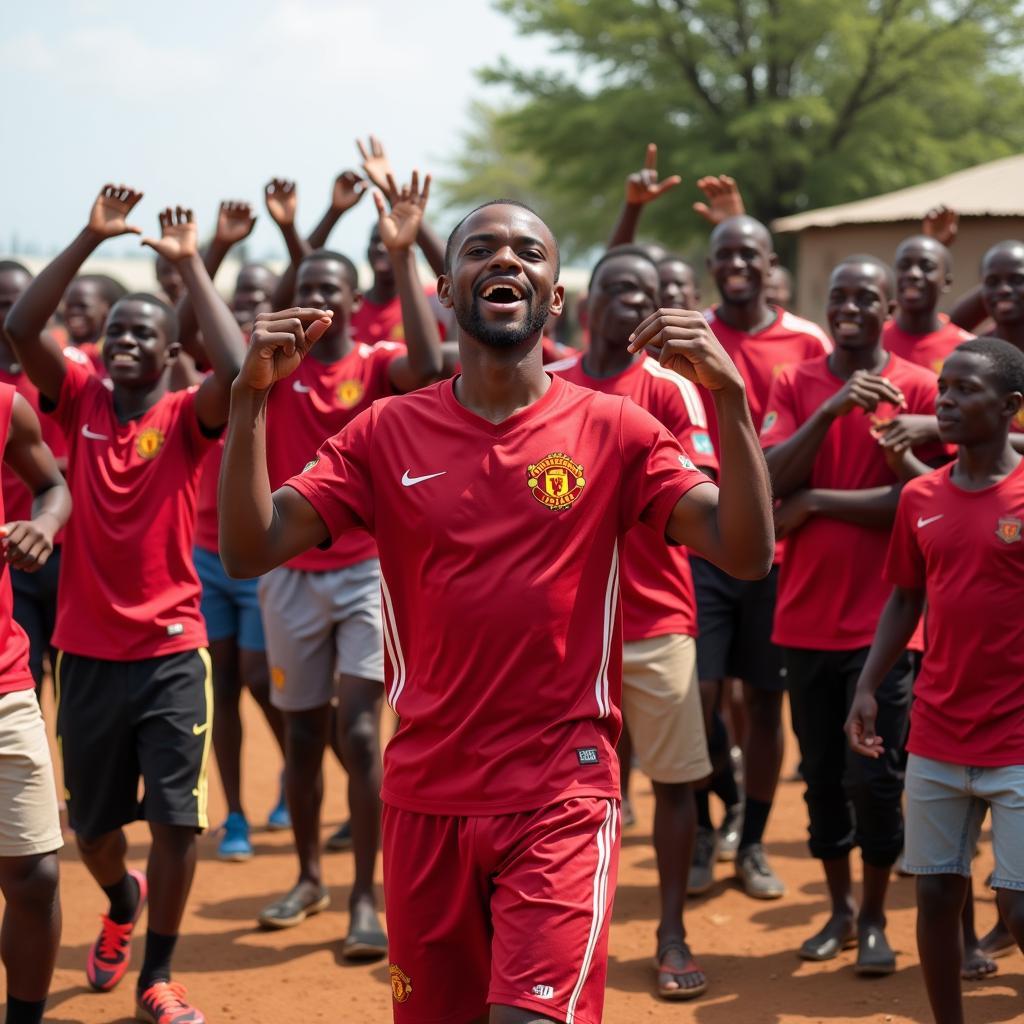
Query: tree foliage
[[443, 0, 1024, 255]]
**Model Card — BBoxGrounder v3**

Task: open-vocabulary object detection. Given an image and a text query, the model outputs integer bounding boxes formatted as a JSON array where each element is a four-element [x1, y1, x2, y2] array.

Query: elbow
[[219, 547, 262, 580], [726, 549, 774, 581]]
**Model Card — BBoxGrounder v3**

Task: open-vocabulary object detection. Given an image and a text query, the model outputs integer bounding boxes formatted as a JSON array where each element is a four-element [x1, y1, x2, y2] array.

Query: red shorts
[[382, 796, 620, 1024]]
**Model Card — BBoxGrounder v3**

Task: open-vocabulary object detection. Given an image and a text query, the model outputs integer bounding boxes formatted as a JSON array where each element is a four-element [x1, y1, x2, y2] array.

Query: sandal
[[654, 940, 708, 1001]]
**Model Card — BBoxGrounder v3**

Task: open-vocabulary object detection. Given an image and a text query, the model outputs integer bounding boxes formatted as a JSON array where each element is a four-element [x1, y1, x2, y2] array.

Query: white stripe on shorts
[[593, 545, 619, 718]]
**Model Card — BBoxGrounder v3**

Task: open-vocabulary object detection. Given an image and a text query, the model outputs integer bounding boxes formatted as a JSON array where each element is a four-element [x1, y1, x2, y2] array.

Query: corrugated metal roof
[[772, 154, 1024, 233]]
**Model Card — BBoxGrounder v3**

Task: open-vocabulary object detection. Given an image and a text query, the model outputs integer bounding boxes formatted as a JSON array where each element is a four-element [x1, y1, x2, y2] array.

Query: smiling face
[[588, 254, 659, 350], [707, 217, 775, 307], [231, 264, 277, 333], [0, 266, 31, 362], [62, 278, 110, 343], [982, 243, 1024, 328], [826, 261, 894, 351], [440, 204, 564, 350], [102, 298, 177, 387], [936, 349, 1022, 446], [894, 236, 950, 315], [657, 258, 698, 309]]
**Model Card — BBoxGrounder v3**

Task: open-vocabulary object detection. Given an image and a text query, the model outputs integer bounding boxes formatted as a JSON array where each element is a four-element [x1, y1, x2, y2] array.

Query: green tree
[[446, 0, 1024, 254]]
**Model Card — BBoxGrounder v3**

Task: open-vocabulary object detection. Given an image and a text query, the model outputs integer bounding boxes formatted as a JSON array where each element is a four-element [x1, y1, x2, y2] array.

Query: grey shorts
[[259, 559, 385, 712], [904, 753, 1024, 890]]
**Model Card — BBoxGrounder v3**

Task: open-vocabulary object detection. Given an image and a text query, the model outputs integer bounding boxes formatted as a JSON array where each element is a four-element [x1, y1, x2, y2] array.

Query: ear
[[164, 339, 182, 366], [437, 274, 453, 310], [548, 283, 565, 319], [769, 251, 779, 269], [886, 297, 898, 317], [1004, 391, 1023, 421]]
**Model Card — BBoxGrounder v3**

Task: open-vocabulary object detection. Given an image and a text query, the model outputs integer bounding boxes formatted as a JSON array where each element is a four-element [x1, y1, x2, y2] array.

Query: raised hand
[[239, 308, 333, 392], [332, 171, 367, 213], [627, 309, 745, 392], [356, 135, 396, 199], [693, 175, 745, 225], [87, 183, 144, 239], [215, 200, 257, 247], [141, 207, 199, 263], [822, 371, 906, 418], [624, 143, 682, 207], [922, 205, 959, 247], [0, 519, 55, 571], [264, 179, 297, 228], [374, 171, 430, 252]]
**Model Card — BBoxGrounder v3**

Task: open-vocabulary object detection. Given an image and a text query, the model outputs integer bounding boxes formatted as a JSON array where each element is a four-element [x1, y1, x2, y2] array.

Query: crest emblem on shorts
[[271, 667, 286, 690], [135, 427, 165, 460], [996, 517, 1022, 544], [390, 963, 412, 1004], [527, 452, 586, 510], [337, 380, 365, 409]]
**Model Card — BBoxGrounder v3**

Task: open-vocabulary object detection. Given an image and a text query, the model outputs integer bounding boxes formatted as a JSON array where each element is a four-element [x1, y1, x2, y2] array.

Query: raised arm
[[607, 143, 682, 249], [307, 171, 368, 252], [5, 184, 143, 402], [1, 393, 72, 571], [265, 179, 310, 311], [219, 309, 334, 577], [627, 310, 773, 580], [141, 208, 245, 430]]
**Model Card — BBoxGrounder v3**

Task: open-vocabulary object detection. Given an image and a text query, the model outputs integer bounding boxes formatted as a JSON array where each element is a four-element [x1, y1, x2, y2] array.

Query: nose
[[487, 245, 523, 272]]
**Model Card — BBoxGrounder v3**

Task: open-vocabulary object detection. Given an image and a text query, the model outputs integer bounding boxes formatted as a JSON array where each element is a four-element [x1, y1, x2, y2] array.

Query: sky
[[2, 0, 559, 265]]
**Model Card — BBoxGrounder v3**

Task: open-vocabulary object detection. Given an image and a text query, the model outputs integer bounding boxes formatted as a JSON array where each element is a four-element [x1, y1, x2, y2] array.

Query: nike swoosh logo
[[917, 514, 944, 528], [192, 722, 209, 736], [292, 381, 311, 393], [402, 470, 446, 487], [81, 424, 108, 441]]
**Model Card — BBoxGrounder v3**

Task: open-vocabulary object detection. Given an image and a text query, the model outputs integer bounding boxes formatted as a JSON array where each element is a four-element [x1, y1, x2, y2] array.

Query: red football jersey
[[49, 360, 215, 659], [0, 383, 36, 693], [760, 354, 944, 650], [350, 285, 448, 346], [882, 315, 974, 376], [288, 374, 710, 815], [193, 438, 222, 553], [265, 341, 404, 572], [551, 354, 717, 642], [886, 459, 1024, 766]]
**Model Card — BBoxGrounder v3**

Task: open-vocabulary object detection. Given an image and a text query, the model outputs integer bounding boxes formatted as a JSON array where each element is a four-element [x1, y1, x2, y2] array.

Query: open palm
[[141, 207, 198, 262], [376, 171, 430, 250], [216, 201, 257, 246], [88, 184, 144, 238]]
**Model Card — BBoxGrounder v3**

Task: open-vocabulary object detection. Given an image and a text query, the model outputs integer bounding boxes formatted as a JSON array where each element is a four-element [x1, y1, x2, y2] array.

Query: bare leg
[[917, 874, 969, 1024], [0, 852, 60, 1001], [146, 824, 196, 936], [209, 638, 244, 815]]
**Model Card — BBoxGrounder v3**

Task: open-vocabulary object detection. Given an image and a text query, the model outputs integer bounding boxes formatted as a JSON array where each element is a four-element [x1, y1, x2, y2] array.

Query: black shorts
[[12, 546, 61, 688], [55, 648, 213, 839], [691, 556, 785, 691]]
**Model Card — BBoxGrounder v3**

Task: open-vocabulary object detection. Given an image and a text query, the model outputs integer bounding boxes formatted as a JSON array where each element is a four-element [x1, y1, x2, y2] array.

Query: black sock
[[739, 796, 772, 849], [695, 789, 713, 830], [101, 872, 139, 925], [138, 930, 178, 990], [710, 760, 741, 809], [5, 996, 46, 1024]]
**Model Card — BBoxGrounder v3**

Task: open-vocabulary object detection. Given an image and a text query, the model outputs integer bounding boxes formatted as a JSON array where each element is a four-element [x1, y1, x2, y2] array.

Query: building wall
[[789, 217, 1024, 329]]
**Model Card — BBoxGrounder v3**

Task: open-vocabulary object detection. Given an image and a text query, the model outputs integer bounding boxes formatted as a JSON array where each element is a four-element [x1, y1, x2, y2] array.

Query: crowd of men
[[0, 134, 1022, 1024]]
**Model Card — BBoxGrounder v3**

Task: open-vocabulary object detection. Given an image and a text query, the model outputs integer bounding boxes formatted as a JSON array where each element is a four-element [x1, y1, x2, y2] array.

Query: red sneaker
[[86, 868, 148, 991], [135, 981, 205, 1024]]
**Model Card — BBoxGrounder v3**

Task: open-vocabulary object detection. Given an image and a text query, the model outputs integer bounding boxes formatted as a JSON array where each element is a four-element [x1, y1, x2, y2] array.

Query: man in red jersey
[[762, 255, 947, 975], [219, 199, 773, 1024], [0, 380, 71, 1024], [847, 337, 1024, 1024], [551, 245, 717, 1001], [5, 188, 246, 1024], [692, 215, 832, 900], [253, 176, 443, 958]]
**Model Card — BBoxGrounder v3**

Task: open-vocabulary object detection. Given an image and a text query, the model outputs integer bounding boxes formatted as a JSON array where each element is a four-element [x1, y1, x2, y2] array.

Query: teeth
[[482, 282, 523, 300]]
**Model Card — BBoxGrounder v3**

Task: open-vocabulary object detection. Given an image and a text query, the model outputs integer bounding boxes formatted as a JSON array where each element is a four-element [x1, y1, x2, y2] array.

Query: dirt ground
[[4, 690, 1021, 1024]]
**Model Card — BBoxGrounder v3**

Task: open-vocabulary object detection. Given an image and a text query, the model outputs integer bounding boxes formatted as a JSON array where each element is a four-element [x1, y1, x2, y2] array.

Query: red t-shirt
[[194, 439, 222, 553], [760, 353, 944, 650], [552, 354, 717, 642], [886, 459, 1024, 766], [265, 341, 404, 572], [287, 373, 710, 815], [350, 285, 448, 346], [49, 360, 215, 659], [0, 384, 35, 693], [882, 315, 974, 376]]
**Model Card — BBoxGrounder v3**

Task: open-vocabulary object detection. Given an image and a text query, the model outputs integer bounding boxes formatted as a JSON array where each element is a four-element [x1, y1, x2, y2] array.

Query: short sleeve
[[655, 377, 719, 474], [176, 386, 220, 459], [49, 356, 101, 434], [884, 488, 926, 589], [284, 407, 375, 540], [758, 368, 800, 449], [618, 398, 713, 537]]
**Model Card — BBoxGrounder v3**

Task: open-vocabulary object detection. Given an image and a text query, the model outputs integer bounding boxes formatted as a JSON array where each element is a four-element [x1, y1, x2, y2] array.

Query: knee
[[150, 823, 196, 857], [239, 651, 270, 697], [339, 712, 379, 762], [651, 780, 691, 807], [3, 853, 59, 911], [745, 689, 782, 732], [917, 875, 964, 919]]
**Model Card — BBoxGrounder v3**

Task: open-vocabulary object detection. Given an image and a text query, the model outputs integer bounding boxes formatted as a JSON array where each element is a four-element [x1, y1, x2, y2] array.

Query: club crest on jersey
[[996, 517, 1022, 544], [337, 379, 365, 409], [527, 453, 586, 510], [135, 427, 165, 460], [390, 963, 412, 1004]]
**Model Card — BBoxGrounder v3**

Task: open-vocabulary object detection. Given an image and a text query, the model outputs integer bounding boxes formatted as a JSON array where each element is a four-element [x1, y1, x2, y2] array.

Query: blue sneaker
[[267, 779, 290, 831], [217, 812, 253, 862]]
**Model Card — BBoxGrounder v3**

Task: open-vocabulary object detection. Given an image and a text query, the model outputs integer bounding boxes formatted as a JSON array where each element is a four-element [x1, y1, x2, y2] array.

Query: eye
[[466, 247, 491, 258], [520, 249, 543, 261]]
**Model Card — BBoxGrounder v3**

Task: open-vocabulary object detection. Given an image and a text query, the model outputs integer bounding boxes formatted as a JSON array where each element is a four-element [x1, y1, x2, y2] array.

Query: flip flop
[[855, 924, 896, 976], [342, 923, 388, 962], [257, 886, 330, 930], [654, 941, 708, 1001]]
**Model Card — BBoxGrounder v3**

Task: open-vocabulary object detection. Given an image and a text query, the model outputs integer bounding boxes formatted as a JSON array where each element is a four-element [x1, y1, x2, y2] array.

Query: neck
[[828, 341, 887, 378], [365, 273, 396, 305], [995, 320, 1024, 351], [454, 335, 550, 424], [112, 377, 169, 422], [582, 338, 636, 378], [952, 435, 1020, 490], [895, 307, 941, 334], [715, 296, 775, 333], [310, 327, 353, 365]]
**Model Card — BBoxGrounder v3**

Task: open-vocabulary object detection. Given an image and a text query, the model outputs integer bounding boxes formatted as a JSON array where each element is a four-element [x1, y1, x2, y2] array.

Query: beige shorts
[[0, 688, 63, 857], [622, 634, 711, 785]]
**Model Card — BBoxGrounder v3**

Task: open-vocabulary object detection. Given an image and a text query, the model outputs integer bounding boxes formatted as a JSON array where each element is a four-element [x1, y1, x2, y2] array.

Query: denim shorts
[[194, 545, 265, 651]]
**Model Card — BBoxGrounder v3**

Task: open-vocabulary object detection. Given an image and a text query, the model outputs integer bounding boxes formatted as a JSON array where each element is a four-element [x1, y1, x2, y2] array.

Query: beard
[[454, 289, 551, 349]]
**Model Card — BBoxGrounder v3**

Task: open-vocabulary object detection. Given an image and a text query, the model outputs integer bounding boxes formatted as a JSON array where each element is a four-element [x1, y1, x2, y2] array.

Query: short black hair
[[112, 292, 181, 347], [953, 336, 1024, 395], [832, 254, 896, 299], [444, 200, 560, 279], [895, 234, 953, 276], [656, 253, 696, 273], [77, 273, 128, 306], [0, 260, 31, 278], [709, 215, 773, 252], [982, 240, 1024, 269], [588, 245, 660, 291], [299, 249, 359, 290]]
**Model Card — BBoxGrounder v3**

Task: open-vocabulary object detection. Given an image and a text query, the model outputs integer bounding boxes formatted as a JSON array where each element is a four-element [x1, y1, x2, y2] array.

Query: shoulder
[[639, 358, 707, 424], [889, 354, 939, 390], [901, 465, 947, 504], [778, 310, 832, 351]]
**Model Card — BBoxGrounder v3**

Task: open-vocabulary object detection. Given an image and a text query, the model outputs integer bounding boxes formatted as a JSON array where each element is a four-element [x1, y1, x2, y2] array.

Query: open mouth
[[478, 280, 526, 309], [724, 274, 749, 290], [109, 352, 139, 366], [834, 320, 861, 337], [900, 285, 922, 300], [995, 300, 1019, 315]]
